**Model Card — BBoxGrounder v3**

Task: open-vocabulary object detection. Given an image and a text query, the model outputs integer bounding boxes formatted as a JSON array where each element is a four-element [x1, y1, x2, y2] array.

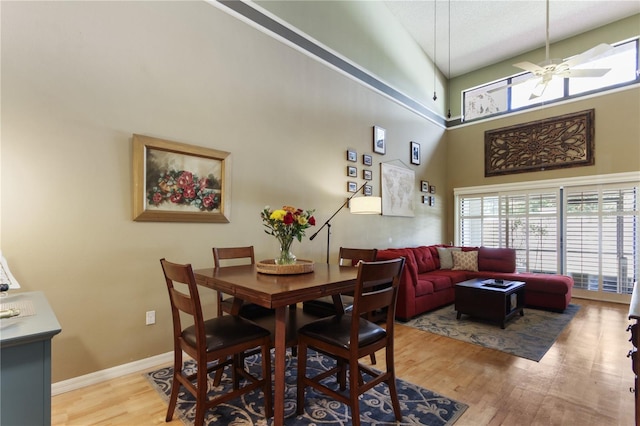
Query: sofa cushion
[[426, 269, 469, 284], [451, 250, 479, 271], [436, 246, 461, 269], [478, 247, 516, 272], [413, 246, 436, 273], [414, 278, 434, 297]]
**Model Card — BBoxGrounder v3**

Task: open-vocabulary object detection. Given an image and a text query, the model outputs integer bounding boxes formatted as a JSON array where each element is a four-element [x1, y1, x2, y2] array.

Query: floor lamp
[[309, 183, 382, 263]]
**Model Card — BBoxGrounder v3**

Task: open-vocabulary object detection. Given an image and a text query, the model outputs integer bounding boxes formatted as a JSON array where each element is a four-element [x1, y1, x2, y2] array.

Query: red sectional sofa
[[376, 245, 574, 321]]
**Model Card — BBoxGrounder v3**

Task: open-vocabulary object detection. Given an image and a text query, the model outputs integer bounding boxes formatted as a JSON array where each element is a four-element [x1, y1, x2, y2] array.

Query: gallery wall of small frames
[[344, 126, 434, 207], [346, 149, 373, 196], [421, 180, 436, 207]]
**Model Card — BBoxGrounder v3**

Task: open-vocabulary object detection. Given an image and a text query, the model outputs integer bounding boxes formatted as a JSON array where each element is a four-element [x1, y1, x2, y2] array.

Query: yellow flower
[[270, 209, 286, 221], [297, 216, 308, 225]]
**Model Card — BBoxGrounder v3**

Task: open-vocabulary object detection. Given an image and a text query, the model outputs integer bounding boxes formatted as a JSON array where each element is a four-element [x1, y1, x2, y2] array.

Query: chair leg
[[232, 354, 241, 389], [349, 356, 361, 426], [261, 344, 274, 419], [166, 352, 182, 422], [212, 356, 226, 386], [337, 358, 347, 390], [194, 358, 208, 426], [296, 342, 308, 415], [386, 347, 402, 421]]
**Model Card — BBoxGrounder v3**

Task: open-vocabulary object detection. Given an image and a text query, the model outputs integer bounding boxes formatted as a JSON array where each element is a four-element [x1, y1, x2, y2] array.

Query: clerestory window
[[462, 38, 639, 122]]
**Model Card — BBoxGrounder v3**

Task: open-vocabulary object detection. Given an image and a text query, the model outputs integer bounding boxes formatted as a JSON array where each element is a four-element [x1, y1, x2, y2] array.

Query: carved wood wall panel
[[485, 109, 594, 177]]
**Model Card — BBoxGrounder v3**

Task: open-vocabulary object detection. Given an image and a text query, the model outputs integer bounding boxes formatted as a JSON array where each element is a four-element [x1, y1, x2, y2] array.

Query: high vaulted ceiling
[[384, 0, 640, 79]]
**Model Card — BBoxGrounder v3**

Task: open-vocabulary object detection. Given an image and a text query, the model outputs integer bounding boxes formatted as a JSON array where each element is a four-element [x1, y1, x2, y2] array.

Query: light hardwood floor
[[52, 299, 635, 425]]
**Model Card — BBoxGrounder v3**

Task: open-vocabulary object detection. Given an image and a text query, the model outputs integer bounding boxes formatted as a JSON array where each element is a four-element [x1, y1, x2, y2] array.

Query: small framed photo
[[429, 185, 436, 194], [363, 185, 372, 196], [421, 180, 429, 193], [347, 149, 357, 162], [347, 166, 357, 177], [429, 196, 435, 206], [373, 126, 386, 155], [363, 169, 372, 180], [347, 181, 358, 193], [410, 141, 420, 165], [422, 195, 429, 204], [363, 154, 373, 166]]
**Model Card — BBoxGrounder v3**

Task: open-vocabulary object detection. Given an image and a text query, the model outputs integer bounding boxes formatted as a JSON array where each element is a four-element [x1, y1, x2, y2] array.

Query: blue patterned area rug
[[403, 303, 580, 362], [145, 349, 468, 425]]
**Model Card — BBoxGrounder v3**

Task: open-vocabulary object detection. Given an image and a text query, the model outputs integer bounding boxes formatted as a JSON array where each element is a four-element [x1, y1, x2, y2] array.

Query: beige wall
[[255, 0, 448, 118], [445, 86, 640, 240], [0, 1, 446, 381]]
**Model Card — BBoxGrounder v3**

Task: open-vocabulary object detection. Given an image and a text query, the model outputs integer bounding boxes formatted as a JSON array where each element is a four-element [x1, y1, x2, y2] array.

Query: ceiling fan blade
[[563, 43, 614, 68], [529, 80, 549, 100], [557, 68, 612, 78], [513, 61, 545, 74]]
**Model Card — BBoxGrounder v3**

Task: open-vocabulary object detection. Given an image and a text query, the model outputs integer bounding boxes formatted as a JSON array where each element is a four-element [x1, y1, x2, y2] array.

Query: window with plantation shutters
[[459, 191, 559, 273], [456, 174, 639, 301], [565, 185, 638, 295]]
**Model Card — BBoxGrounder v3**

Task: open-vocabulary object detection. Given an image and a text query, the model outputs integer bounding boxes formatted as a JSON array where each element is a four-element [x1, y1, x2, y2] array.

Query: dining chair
[[160, 258, 273, 425], [302, 247, 379, 363], [302, 247, 378, 317], [213, 246, 273, 319], [296, 257, 406, 426]]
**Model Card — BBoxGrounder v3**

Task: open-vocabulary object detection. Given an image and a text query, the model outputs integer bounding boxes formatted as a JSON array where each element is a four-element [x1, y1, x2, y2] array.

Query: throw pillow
[[436, 247, 460, 269], [452, 250, 479, 272]]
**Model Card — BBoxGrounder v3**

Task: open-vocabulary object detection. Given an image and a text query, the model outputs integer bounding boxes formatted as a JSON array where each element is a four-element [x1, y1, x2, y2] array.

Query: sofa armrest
[[377, 249, 418, 320]]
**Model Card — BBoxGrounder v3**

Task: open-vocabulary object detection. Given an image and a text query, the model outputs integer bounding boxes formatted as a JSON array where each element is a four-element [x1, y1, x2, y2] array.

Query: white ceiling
[[384, 0, 640, 78]]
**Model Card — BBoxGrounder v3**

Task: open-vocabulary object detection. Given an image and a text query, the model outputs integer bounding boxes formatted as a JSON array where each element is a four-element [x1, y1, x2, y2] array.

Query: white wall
[[0, 1, 446, 381]]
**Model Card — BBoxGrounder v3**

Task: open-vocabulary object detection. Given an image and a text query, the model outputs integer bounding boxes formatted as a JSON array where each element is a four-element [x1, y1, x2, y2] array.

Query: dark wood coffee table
[[455, 278, 526, 328]]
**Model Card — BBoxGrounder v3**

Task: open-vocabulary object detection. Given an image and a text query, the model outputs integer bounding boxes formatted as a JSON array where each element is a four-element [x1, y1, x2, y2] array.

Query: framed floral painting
[[132, 134, 231, 223]]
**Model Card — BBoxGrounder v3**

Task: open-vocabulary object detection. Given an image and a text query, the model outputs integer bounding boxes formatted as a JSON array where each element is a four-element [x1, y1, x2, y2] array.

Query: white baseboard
[[52, 351, 173, 396]]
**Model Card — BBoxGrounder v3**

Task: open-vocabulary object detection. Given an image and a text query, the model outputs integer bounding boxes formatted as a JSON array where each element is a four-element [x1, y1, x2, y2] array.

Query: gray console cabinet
[[1, 291, 62, 426]]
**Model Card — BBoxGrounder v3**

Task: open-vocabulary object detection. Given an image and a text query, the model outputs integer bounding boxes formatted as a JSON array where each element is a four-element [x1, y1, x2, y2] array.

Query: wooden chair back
[[351, 257, 405, 343], [161, 258, 204, 358], [213, 246, 255, 268], [338, 247, 377, 267]]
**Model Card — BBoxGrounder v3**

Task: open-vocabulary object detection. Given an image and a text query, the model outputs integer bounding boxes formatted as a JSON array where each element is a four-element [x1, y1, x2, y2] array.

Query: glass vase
[[276, 238, 296, 265]]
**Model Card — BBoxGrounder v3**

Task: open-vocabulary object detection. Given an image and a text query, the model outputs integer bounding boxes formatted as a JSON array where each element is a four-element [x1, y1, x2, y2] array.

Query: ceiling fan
[[511, 0, 613, 99]]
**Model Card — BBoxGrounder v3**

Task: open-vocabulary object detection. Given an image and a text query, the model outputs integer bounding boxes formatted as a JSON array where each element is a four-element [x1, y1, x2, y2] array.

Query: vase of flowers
[[261, 205, 316, 265]]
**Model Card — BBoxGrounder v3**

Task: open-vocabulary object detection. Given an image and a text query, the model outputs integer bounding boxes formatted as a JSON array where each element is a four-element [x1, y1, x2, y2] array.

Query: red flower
[[202, 193, 216, 208], [182, 186, 196, 200], [152, 192, 163, 205], [283, 212, 294, 225], [308, 216, 316, 226], [177, 171, 194, 189], [170, 193, 182, 203]]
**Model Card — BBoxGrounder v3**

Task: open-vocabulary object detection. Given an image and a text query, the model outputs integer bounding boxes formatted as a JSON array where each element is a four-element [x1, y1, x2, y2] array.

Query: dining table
[[193, 262, 358, 426]]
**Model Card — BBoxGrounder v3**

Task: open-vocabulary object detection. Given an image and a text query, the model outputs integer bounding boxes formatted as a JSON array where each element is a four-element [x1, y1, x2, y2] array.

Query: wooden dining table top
[[193, 263, 359, 308]]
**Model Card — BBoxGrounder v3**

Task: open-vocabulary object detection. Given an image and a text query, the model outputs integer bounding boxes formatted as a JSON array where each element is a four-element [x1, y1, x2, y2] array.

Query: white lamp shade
[[350, 196, 382, 215]]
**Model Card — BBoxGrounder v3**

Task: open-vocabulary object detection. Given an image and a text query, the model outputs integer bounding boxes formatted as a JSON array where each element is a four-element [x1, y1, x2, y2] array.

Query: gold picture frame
[[132, 134, 231, 223]]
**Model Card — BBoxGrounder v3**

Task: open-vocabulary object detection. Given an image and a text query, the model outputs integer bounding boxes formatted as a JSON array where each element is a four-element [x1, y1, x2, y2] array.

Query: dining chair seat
[[296, 314, 386, 349], [182, 315, 271, 351]]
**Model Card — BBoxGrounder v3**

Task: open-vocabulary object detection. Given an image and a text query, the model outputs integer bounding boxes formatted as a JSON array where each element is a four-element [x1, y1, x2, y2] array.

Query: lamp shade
[[349, 196, 382, 215]]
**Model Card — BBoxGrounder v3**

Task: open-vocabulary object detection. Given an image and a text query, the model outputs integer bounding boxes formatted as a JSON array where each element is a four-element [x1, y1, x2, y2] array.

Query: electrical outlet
[[145, 310, 155, 325]]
